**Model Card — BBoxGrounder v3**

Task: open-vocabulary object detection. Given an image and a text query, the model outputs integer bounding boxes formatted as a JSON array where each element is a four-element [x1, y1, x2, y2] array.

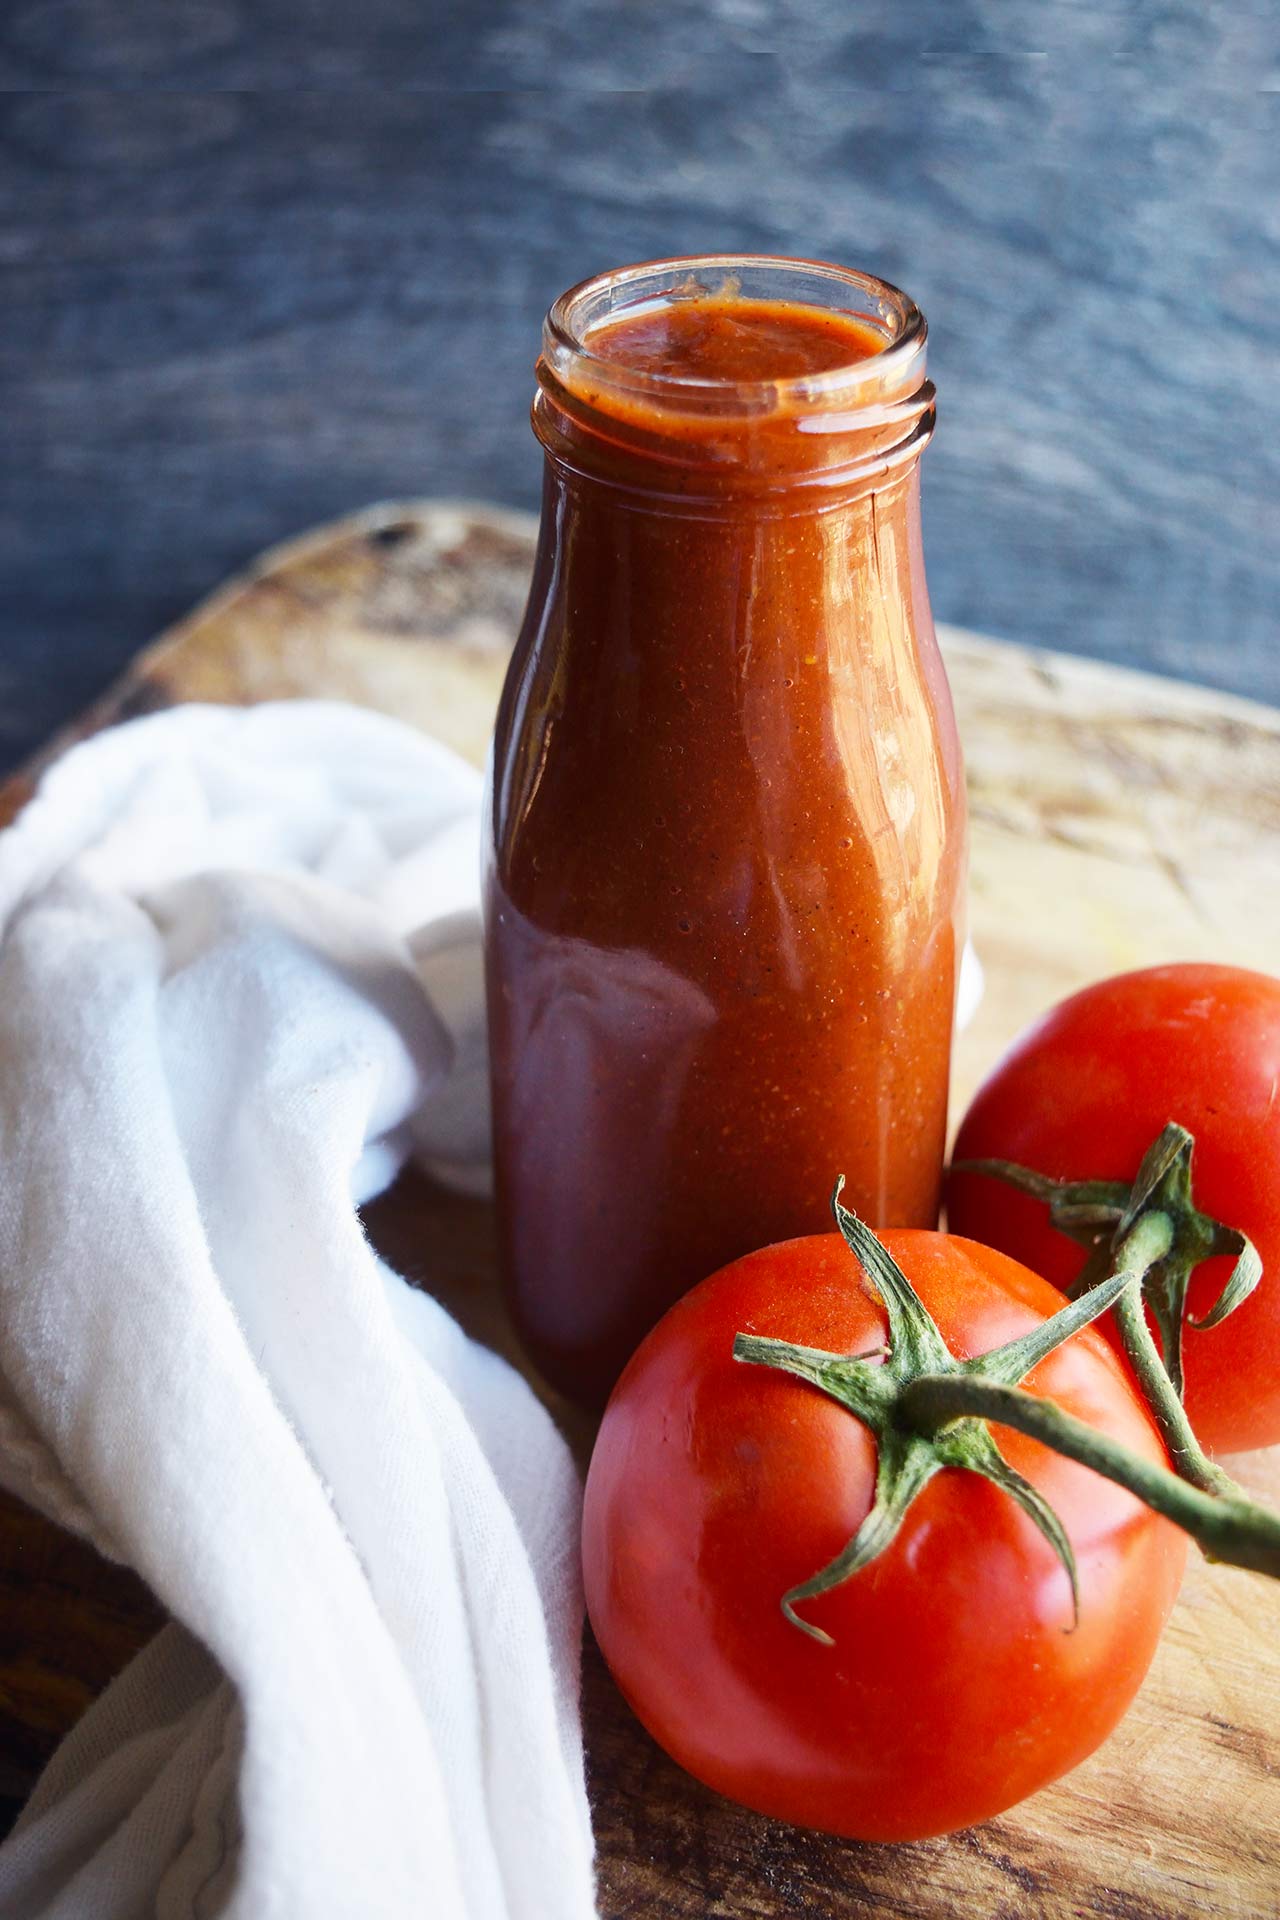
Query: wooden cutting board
[[2, 501, 1278, 1917]]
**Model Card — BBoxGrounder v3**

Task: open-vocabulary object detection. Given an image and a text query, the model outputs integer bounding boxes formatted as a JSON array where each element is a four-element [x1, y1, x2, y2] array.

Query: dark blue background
[[1, 3, 1276, 771]]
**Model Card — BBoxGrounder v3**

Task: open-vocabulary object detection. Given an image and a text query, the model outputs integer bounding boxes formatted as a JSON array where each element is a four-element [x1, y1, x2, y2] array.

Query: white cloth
[[0, 703, 596, 1920]]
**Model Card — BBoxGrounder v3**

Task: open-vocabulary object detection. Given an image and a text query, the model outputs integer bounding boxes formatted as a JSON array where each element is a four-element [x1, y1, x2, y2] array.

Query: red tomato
[[583, 1230, 1186, 1842], [947, 964, 1280, 1455]]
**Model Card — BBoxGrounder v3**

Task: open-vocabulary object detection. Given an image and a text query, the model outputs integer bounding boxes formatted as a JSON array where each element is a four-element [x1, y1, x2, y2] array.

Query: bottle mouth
[[543, 254, 928, 419]]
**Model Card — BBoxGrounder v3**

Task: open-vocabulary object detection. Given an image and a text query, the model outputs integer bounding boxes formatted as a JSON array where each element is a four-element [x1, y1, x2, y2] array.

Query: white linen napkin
[[0, 702, 597, 1920]]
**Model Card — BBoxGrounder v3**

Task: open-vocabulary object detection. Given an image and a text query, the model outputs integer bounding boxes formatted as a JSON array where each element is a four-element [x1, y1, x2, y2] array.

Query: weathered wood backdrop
[[1, 3, 1276, 771]]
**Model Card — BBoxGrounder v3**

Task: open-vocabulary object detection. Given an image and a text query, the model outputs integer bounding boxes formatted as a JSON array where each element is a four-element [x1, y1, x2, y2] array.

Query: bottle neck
[[534, 254, 934, 513], [533, 379, 934, 513]]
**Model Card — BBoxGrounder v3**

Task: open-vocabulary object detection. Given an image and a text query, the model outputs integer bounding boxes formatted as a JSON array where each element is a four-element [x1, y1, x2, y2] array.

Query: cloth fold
[[0, 702, 596, 1920]]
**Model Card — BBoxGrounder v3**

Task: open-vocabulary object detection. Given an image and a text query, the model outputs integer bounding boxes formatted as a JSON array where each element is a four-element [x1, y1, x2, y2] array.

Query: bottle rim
[[543, 253, 928, 416]]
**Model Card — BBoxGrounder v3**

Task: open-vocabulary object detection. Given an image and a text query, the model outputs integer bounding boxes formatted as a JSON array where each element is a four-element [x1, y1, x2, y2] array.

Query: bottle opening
[[544, 254, 928, 420]]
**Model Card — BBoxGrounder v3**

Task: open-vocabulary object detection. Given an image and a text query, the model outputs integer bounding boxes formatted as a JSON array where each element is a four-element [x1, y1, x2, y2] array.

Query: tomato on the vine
[[583, 1229, 1186, 1842], [947, 963, 1280, 1455]]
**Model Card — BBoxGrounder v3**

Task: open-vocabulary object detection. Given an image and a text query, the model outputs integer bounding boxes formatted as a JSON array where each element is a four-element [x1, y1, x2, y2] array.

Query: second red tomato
[[947, 964, 1280, 1454]]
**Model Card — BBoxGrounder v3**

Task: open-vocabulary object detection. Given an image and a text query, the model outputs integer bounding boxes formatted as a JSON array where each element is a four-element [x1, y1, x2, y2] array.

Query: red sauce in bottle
[[588, 295, 884, 381], [486, 257, 966, 1406]]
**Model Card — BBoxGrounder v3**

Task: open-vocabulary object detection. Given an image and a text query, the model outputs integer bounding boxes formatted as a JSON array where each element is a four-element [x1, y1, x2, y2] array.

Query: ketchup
[[587, 295, 884, 382], [485, 257, 966, 1406]]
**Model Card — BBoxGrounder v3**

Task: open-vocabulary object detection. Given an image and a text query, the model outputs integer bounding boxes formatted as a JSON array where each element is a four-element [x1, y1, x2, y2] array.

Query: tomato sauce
[[586, 295, 884, 382], [485, 258, 966, 1406]]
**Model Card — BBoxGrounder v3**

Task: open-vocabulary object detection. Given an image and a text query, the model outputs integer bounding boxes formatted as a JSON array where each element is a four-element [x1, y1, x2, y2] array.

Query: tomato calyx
[[734, 1178, 1144, 1642], [734, 1154, 1280, 1645], [953, 1123, 1260, 1498], [953, 1122, 1261, 1406]]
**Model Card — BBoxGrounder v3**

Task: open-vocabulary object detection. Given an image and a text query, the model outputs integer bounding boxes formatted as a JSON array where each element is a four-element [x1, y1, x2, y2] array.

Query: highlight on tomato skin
[[582, 1229, 1187, 1845], [945, 962, 1280, 1456]]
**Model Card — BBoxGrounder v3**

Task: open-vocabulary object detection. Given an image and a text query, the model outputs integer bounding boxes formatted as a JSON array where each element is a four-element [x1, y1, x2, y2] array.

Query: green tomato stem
[[953, 1123, 1262, 1502], [899, 1372, 1280, 1579], [734, 1147, 1280, 1644], [1111, 1286, 1239, 1498]]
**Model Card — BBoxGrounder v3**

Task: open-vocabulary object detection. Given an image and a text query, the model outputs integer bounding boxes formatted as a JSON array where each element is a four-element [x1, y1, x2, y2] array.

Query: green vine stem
[[1110, 1288, 1236, 1498], [899, 1374, 1280, 1577], [952, 1123, 1260, 1500], [734, 1169, 1280, 1642]]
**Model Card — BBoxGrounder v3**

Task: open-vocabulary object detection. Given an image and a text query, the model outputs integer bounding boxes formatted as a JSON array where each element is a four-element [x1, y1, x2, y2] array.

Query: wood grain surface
[[2, 19, 1278, 775], [2, 502, 1279, 1917]]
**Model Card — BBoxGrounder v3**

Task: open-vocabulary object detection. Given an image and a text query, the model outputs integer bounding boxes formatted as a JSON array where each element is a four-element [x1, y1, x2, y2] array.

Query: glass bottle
[[485, 256, 967, 1406]]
